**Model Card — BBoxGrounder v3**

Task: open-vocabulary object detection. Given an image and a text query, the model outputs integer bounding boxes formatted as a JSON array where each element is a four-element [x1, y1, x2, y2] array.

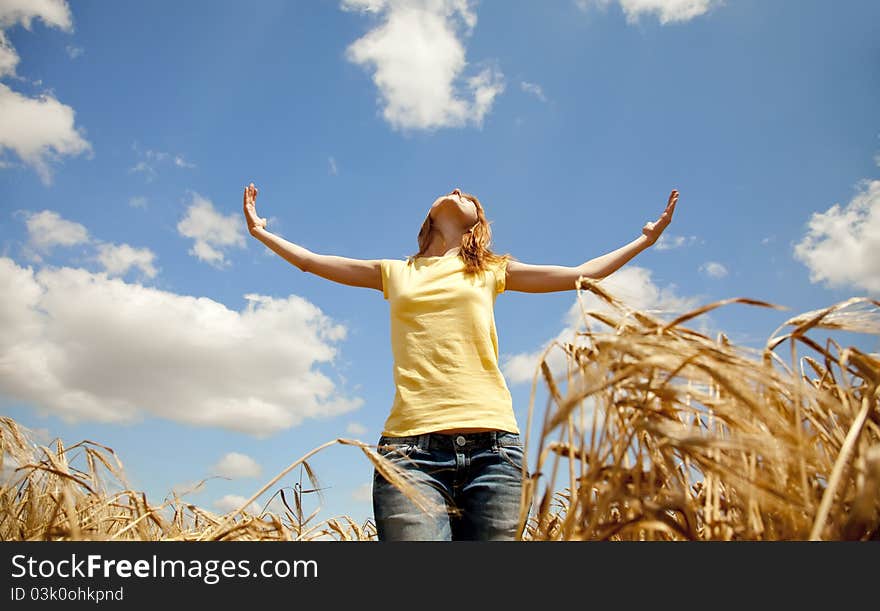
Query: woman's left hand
[[642, 189, 678, 246]]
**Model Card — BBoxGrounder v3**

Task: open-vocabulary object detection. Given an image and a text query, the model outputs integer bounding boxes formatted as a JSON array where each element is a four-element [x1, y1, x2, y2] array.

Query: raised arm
[[506, 189, 678, 293], [243, 183, 383, 292]]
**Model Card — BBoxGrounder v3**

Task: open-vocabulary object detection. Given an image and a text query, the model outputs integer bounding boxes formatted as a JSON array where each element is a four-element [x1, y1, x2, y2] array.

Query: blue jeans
[[372, 430, 529, 541]]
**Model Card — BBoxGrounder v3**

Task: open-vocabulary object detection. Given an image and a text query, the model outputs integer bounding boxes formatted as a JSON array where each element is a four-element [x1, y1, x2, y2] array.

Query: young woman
[[243, 183, 678, 541]]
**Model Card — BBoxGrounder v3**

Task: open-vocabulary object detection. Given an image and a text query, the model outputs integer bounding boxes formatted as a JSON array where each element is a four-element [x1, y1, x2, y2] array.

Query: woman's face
[[429, 188, 479, 227]]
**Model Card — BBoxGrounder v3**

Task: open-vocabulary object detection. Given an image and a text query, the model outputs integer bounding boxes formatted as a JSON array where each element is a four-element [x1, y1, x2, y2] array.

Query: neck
[[424, 244, 461, 258], [424, 226, 467, 257]]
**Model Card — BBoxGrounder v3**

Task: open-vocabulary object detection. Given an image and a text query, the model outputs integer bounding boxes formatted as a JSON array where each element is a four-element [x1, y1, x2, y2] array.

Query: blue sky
[[1, 0, 878, 528]]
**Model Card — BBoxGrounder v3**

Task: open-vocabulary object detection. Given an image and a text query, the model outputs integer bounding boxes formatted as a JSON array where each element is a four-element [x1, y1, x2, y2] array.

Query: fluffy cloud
[[22, 209, 89, 256], [0, 84, 91, 185], [0, 0, 72, 30], [699, 261, 728, 278], [211, 452, 262, 479], [502, 266, 701, 384], [0, 1, 91, 185], [94, 242, 158, 279], [794, 179, 880, 294], [341, 0, 504, 131], [0, 256, 362, 436], [575, 0, 721, 24], [20, 208, 158, 278], [177, 192, 246, 268]]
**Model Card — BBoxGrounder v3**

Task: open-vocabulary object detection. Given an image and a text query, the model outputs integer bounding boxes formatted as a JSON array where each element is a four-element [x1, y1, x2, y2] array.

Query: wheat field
[[2, 281, 878, 541]]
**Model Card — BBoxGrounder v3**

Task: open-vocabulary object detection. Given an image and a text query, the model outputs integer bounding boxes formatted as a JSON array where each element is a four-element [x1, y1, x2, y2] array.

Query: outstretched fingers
[[658, 189, 678, 223], [242, 183, 267, 231], [243, 183, 258, 208], [666, 189, 679, 212]]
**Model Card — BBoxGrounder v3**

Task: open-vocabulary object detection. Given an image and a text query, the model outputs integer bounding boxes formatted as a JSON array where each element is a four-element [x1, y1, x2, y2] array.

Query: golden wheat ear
[[521, 286, 880, 541]]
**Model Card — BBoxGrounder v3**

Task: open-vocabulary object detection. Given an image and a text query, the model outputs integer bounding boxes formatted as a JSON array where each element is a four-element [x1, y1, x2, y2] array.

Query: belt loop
[[417, 433, 429, 451], [491, 430, 500, 451]]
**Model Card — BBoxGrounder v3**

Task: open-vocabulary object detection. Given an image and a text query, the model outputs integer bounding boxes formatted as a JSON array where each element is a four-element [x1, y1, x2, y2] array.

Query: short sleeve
[[380, 259, 394, 300], [494, 259, 509, 294]]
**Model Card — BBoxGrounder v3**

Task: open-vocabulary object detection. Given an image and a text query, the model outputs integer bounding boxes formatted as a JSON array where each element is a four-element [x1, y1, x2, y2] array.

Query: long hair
[[406, 191, 515, 278]]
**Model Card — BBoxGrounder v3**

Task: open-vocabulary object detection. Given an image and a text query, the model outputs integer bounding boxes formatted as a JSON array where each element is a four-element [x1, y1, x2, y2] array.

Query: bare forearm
[[578, 234, 651, 279], [250, 226, 313, 272]]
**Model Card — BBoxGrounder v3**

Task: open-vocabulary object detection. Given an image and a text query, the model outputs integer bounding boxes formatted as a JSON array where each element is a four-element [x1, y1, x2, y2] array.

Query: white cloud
[[575, 0, 720, 24], [19, 209, 157, 278], [173, 154, 195, 169], [761, 235, 775, 246], [128, 144, 195, 181], [23, 209, 89, 258], [213, 494, 261, 515], [177, 192, 246, 268], [0, 30, 17, 77], [793, 179, 880, 294], [0, 0, 73, 30], [654, 234, 698, 251], [0, 84, 92, 185], [351, 482, 372, 502], [345, 421, 368, 436], [0, 256, 362, 436], [520, 81, 547, 102], [93, 242, 158, 279], [463, 64, 504, 126], [211, 452, 262, 479], [129, 196, 148, 209], [699, 261, 728, 278], [328, 156, 338, 176], [64, 44, 83, 59], [0, 1, 90, 185], [341, 0, 504, 131], [502, 266, 701, 384]]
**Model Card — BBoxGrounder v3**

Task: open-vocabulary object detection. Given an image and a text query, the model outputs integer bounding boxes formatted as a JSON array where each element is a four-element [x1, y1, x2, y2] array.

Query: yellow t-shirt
[[379, 253, 519, 437]]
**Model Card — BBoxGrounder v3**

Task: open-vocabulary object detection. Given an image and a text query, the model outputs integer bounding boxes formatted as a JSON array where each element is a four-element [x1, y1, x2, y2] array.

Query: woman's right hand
[[243, 182, 268, 234]]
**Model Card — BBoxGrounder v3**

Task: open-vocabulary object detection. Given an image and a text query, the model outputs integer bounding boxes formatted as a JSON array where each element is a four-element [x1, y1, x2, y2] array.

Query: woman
[[242, 183, 678, 540]]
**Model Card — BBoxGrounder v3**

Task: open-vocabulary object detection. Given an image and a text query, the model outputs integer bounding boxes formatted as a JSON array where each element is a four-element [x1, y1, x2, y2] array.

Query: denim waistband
[[379, 430, 520, 451]]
